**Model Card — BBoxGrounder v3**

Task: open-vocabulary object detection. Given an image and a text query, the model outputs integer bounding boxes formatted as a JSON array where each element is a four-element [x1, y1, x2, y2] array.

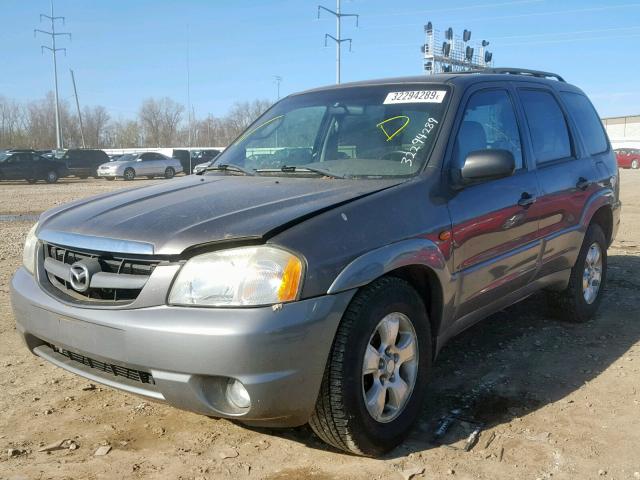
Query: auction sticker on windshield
[[383, 90, 447, 104]]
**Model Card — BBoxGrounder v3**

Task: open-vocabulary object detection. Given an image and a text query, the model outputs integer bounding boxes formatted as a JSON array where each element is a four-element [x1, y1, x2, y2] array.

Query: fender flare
[[579, 187, 617, 229], [327, 238, 451, 295]]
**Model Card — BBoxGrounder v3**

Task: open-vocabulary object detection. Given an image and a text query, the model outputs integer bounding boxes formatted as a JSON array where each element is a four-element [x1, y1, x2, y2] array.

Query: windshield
[[211, 85, 450, 178], [0, 153, 10, 162]]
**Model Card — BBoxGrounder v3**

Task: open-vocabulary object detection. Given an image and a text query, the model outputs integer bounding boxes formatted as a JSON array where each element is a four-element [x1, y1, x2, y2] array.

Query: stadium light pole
[[318, 0, 358, 84], [35, 0, 70, 150]]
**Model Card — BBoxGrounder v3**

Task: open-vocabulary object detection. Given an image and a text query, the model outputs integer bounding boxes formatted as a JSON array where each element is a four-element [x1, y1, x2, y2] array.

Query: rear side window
[[560, 92, 608, 155], [519, 90, 572, 164]]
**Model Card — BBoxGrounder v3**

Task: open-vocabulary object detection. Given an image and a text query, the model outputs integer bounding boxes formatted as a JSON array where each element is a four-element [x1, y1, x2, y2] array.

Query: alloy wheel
[[582, 242, 603, 304], [362, 312, 419, 423]]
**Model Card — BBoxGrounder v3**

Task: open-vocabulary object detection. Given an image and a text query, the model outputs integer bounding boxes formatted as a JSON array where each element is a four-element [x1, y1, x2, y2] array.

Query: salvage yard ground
[[1, 173, 639, 480]]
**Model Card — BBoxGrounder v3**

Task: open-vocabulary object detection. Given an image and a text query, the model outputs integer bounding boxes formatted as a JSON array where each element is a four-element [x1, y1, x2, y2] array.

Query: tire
[[309, 277, 432, 456], [164, 167, 175, 179], [546, 223, 607, 323], [632, 159, 639, 170], [45, 170, 58, 184], [123, 168, 136, 181]]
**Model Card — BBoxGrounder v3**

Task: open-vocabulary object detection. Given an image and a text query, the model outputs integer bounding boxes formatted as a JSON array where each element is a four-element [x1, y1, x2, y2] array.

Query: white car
[[98, 152, 183, 181]]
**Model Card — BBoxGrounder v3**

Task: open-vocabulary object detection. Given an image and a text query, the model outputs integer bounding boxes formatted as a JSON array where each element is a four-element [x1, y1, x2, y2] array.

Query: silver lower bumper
[[11, 267, 355, 427]]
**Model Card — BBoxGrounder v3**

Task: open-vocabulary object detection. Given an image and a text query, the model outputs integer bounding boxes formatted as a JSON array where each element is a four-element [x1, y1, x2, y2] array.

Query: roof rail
[[458, 67, 566, 82]]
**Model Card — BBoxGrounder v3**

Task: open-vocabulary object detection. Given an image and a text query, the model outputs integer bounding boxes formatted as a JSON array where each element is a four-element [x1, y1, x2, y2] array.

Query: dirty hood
[[37, 175, 402, 255]]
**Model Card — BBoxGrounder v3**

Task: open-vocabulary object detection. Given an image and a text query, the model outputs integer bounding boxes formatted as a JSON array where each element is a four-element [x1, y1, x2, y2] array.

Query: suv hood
[[37, 175, 402, 255]]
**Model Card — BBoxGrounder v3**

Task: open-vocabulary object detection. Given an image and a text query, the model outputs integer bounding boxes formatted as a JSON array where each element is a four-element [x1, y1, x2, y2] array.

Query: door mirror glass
[[458, 149, 515, 185]]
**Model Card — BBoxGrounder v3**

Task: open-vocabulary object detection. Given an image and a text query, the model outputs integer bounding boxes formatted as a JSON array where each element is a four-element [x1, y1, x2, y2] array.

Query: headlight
[[168, 246, 303, 307], [22, 222, 39, 275]]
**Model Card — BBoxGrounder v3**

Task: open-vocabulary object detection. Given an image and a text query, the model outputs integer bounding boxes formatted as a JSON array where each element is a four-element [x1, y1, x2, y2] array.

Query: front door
[[447, 86, 541, 321]]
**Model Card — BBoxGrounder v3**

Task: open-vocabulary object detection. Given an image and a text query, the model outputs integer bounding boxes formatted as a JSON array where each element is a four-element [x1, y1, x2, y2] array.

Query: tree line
[[0, 92, 272, 150]]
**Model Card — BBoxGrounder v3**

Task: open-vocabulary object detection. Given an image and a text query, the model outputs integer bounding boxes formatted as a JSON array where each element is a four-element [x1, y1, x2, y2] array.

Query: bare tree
[[83, 105, 110, 147], [139, 97, 184, 147]]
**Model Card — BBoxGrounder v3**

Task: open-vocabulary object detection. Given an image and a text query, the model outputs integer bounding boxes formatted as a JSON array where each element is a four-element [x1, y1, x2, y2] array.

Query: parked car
[[615, 148, 640, 169], [12, 69, 620, 456], [0, 151, 67, 183], [108, 154, 123, 161], [97, 152, 183, 180], [192, 149, 222, 174], [58, 149, 110, 178], [171, 149, 193, 174]]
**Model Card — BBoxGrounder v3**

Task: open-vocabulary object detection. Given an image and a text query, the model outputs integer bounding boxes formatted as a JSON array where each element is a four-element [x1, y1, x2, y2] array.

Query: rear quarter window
[[560, 92, 608, 155]]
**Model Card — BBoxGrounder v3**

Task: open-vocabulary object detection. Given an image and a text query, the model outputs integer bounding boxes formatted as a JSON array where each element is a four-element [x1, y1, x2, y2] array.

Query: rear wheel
[[309, 277, 432, 456], [123, 168, 136, 181], [632, 159, 639, 169], [547, 223, 607, 323], [45, 170, 58, 184], [164, 167, 175, 179]]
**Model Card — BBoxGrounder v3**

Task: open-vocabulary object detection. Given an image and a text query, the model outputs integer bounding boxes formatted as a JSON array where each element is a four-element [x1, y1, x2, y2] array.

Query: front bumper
[[11, 267, 355, 427], [97, 170, 119, 178]]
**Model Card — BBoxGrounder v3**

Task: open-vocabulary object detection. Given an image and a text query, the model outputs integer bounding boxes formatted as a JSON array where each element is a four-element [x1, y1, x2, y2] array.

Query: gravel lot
[[1, 173, 639, 480]]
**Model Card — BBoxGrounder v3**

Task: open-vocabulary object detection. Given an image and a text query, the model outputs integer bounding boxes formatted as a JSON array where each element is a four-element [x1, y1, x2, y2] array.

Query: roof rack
[[457, 67, 566, 82]]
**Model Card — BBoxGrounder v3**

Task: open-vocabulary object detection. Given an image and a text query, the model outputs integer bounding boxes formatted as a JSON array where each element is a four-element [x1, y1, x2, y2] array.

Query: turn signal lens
[[278, 256, 303, 302]]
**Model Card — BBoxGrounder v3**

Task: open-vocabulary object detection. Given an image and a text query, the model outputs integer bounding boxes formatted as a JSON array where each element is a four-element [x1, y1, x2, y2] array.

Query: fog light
[[226, 379, 251, 409]]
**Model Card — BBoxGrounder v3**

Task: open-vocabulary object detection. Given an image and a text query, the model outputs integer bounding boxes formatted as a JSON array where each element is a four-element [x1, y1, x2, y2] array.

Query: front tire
[[309, 277, 432, 456], [123, 168, 136, 181], [547, 223, 607, 323], [164, 167, 175, 179], [45, 170, 58, 184]]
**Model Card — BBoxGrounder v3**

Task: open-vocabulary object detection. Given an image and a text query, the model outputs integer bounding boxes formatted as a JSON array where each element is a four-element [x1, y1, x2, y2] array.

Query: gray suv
[[11, 68, 621, 456]]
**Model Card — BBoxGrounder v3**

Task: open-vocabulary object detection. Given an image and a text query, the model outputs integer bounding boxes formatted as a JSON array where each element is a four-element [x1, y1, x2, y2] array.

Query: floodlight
[[466, 46, 474, 60], [463, 29, 471, 42], [445, 27, 453, 40]]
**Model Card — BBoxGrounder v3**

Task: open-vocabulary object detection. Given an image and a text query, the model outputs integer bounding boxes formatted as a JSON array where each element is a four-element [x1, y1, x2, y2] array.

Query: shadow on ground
[[249, 254, 640, 457]]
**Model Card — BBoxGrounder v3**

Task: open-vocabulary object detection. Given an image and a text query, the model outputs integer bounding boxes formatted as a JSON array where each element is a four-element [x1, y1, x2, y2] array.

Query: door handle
[[518, 192, 536, 208], [576, 177, 590, 191]]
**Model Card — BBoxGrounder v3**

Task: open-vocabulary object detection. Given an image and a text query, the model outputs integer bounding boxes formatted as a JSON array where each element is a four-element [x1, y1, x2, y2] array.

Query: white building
[[602, 115, 640, 150]]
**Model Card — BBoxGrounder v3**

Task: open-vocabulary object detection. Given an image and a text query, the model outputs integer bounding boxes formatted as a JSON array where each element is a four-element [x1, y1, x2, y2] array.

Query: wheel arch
[[327, 238, 451, 356]]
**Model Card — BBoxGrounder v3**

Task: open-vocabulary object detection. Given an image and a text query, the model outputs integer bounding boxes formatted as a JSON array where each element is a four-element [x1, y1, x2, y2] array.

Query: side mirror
[[455, 149, 515, 187]]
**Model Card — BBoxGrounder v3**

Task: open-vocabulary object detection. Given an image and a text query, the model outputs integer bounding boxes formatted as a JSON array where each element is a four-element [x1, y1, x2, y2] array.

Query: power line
[[34, 0, 70, 150], [318, 0, 359, 84]]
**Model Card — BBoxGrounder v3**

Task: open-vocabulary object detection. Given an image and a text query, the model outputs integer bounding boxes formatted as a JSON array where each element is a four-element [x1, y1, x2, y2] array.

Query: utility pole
[[186, 24, 192, 173], [274, 75, 282, 100], [70, 69, 86, 148], [318, 0, 358, 84], [35, 0, 70, 150]]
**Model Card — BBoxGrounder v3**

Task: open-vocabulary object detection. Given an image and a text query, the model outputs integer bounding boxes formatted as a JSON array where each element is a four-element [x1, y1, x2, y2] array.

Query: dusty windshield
[[210, 85, 450, 178]]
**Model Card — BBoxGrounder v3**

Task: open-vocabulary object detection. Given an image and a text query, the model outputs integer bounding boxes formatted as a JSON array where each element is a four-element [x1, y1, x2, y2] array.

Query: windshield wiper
[[203, 163, 255, 176], [255, 165, 346, 179]]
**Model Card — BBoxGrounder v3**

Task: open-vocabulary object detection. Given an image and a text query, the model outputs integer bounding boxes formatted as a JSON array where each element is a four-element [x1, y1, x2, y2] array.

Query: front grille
[[42, 243, 159, 304], [49, 343, 155, 385]]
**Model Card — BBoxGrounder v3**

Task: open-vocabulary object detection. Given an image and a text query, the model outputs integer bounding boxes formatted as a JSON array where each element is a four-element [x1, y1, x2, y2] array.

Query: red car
[[615, 148, 640, 169]]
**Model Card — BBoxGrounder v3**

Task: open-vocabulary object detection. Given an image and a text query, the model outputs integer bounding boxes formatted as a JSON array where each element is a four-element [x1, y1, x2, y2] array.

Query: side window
[[454, 89, 523, 170], [519, 90, 572, 164], [140, 153, 152, 161], [560, 92, 608, 155]]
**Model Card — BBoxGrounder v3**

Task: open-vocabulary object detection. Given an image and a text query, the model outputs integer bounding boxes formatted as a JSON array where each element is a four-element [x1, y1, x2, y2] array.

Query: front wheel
[[632, 159, 639, 170], [123, 168, 136, 181], [547, 223, 607, 323], [164, 167, 175, 179], [45, 170, 58, 184], [309, 277, 432, 456]]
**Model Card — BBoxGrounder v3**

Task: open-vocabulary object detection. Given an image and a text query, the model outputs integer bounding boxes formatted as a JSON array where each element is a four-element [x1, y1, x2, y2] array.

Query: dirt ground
[[0, 173, 639, 480]]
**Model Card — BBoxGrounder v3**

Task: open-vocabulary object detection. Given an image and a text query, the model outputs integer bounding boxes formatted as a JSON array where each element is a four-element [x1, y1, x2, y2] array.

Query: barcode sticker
[[383, 90, 447, 104]]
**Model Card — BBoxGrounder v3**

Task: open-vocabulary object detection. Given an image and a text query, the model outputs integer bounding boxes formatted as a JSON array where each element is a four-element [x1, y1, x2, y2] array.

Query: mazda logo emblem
[[69, 262, 91, 292]]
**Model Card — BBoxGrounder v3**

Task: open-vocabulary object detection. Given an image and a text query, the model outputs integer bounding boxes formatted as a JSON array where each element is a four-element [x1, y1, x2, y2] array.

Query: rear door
[[5, 153, 32, 180], [517, 87, 601, 279], [447, 84, 541, 321]]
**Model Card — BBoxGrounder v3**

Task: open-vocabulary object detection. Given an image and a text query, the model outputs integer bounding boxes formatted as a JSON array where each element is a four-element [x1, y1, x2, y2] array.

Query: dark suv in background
[[12, 68, 620, 456], [58, 149, 110, 178]]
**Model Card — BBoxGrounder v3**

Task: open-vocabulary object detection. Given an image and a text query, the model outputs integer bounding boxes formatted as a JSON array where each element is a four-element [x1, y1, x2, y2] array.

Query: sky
[[1, 0, 639, 120]]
